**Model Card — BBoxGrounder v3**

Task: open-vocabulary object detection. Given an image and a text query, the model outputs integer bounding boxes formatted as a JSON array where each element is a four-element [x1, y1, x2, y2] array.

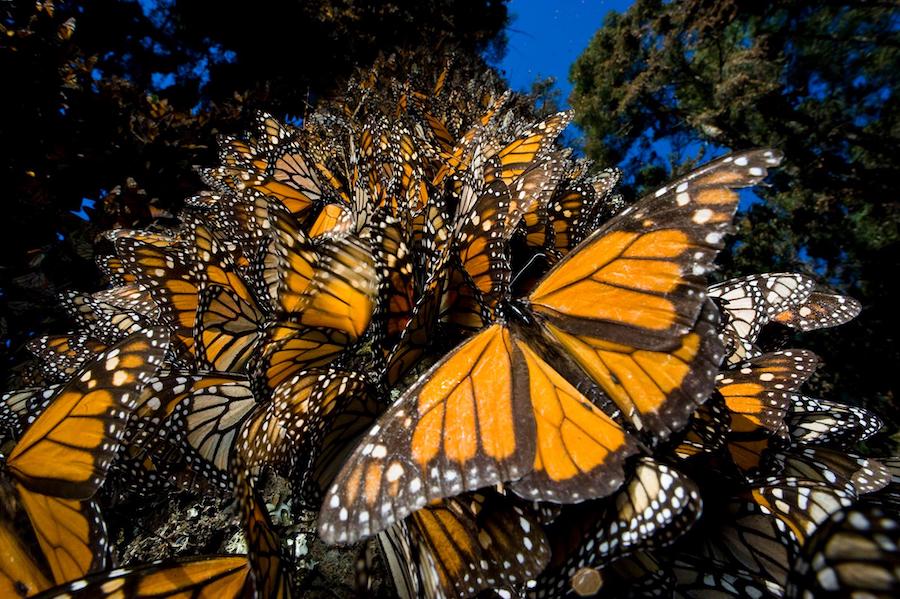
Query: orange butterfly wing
[[0, 519, 50, 597], [529, 149, 783, 439], [319, 324, 635, 544], [15, 485, 107, 584], [6, 328, 168, 499], [31, 555, 250, 598]]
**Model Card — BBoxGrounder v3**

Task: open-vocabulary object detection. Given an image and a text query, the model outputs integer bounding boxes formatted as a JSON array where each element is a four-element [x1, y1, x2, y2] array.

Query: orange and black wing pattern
[[708, 273, 816, 365], [5, 328, 169, 499], [25, 334, 108, 383], [280, 234, 377, 341], [378, 491, 550, 599], [253, 322, 351, 394], [529, 149, 784, 439], [232, 453, 292, 599], [12, 490, 108, 585], [717, 350, 819, 436], [319, 323, 636, 544], [195, 284, 264, 373], [771, 291, 862, 332], [31, 555, 251, 599], [116, 236, 198, 355], [716, 349, 819, 471], [0, 519, 51, 597]]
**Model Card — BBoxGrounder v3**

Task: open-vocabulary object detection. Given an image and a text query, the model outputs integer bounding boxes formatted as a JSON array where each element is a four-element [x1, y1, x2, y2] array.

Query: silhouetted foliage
[[571, 0, 899, 445], [0, 0, 508, 379]]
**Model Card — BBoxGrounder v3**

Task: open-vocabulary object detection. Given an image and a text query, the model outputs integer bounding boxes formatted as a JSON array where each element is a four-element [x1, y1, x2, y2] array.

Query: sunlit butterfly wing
[[115, 238, 198, 355], [195, 284, 264, 373], [237, 370, 367, 494], [772, 290, 862, 332], [0, 519, 51, 597], [5, 328, 168, 499], [489, 112, 571, 186], [319, 323, 636, 544], [252, 322, 351, 395], [708, 273, 815, 365], [287, 234, 378, 341], [530, 150, 784, 439], [369, 212, 416, 353], [717, 350, 819, 434], [449, 179, 512, 328], [263, 139, 331, 219], [263, 206, 317, 314], [164, 380, 257, 490], [13, 487, 108, 584], [308, 203, 354, 238]]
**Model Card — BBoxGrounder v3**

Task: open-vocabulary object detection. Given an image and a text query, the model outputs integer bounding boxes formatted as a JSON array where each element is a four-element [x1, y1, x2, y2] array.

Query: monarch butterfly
[[376, 491, 550, 599], [369, 212, 416, 353], [188, 221, 267, 373], [534, 458, 701, 598], [25, 334, 108, 383], [161, 377, 257, 490], [750, 477, 855, 546], [115, 237, 198, 356], [680, 492, 799, 587], [30, 555, 251, 598], [785, 495, 900, 599], [669, 390, 731, 460], [253, 232, 378, 394], [708, 273, 816, 365], [772, 290, 862, 332], [1, 328, 168, 585], [489, 112, 572, 187], [320, 149, 783, 545], [768, 446, 890, 496], [95, 253, 137, 287], [671, 555, 783, 598], [787, 395, 883, 447], [716, 349, 819, 471], [232, 450, 293, 599], [264, 206, 318, 313], [1, 385, 62, 450], [59, 286, 160, 341], [163, 369, 374, 503], [520, 163, 621, 264], [237, 369, 371, 492]]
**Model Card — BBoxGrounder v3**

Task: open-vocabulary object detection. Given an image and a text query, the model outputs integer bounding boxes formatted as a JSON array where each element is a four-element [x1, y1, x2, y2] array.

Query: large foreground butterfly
[[319, 149, 783, 544], [0, 329, 167, 588]]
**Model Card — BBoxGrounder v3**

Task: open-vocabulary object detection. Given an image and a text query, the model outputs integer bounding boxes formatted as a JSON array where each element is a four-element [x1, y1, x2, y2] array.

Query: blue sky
[[496, 0, 633, 107], [493, 1, 761, 209]]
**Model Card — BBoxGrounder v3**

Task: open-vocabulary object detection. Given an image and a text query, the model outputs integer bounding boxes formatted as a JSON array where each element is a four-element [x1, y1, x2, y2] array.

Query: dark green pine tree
[[570, 0, 899, 446]]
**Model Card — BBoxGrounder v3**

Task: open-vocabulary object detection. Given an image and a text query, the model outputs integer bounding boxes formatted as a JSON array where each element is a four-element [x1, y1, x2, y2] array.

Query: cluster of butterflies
[[2, 55, 898, 598]]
